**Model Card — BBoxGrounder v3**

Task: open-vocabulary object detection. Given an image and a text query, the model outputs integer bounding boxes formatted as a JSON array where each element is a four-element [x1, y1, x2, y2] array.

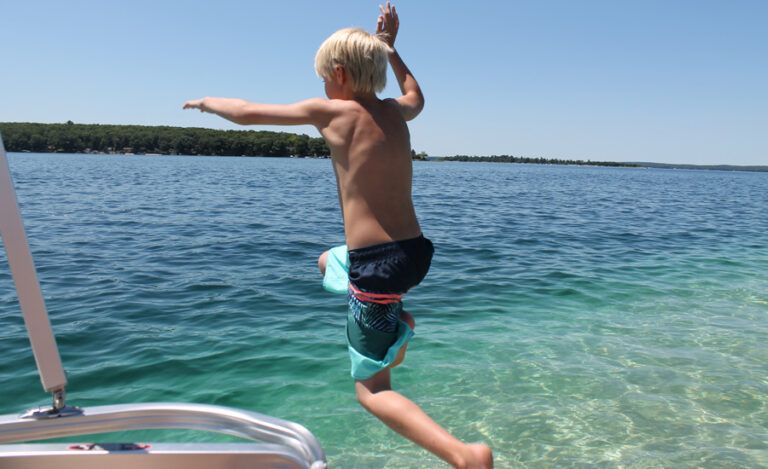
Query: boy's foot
[[460, 443, 493, 469]]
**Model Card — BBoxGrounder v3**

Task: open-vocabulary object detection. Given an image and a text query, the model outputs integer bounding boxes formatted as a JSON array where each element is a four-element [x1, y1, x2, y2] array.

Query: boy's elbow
[[416, 93, 425, 114], [412, 86, 425, 108], [403, 91, 425, 121], [228, 113, 247, 125], [232, 103, 262, 125], [407, 105, 424, 122], [230, 115, 250, 126]]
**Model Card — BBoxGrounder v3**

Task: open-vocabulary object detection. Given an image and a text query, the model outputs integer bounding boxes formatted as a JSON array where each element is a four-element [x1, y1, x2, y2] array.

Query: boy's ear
[[333, 65, 346, 84]]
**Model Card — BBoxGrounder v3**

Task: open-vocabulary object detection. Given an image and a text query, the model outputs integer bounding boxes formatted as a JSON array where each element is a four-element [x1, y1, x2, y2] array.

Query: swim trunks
[[322, 244, 349, 294], [345, 234, 434, 380]]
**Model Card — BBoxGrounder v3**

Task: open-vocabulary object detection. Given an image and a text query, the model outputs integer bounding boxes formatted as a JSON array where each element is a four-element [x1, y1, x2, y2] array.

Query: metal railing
[[0, 139, 327, 468], [0, 402, 326, 468]]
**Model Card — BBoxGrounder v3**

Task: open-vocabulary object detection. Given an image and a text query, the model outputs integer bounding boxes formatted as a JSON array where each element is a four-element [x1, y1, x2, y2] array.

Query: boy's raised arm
[[377, 2, 424, 121], [183, 97, 331, 127]]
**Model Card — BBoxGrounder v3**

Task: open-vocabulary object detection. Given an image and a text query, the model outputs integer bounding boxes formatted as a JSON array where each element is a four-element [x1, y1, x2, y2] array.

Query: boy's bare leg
[[318, 251, 329, 275], [389, 310, 414, 368], [355, 370, 493, 468]]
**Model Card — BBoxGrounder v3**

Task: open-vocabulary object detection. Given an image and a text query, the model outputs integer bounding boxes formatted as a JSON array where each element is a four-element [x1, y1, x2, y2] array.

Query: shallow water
[[1, 154, 767, 467]]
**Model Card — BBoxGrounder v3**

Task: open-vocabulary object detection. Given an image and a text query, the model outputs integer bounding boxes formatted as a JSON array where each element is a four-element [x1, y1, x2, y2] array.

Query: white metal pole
[[0, 137, 67, 394]]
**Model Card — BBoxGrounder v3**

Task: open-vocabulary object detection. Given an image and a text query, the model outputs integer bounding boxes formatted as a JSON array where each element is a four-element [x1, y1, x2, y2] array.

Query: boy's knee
[[317, 251, 329, 275], [355, 385, 371, 408], [354, 381, 377, 411], [354, 374, 391, 410], [400, 310, 415, 330]]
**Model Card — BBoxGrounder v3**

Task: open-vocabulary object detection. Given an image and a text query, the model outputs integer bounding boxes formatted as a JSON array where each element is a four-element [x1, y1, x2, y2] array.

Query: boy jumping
[[184, 3, 492, 467]]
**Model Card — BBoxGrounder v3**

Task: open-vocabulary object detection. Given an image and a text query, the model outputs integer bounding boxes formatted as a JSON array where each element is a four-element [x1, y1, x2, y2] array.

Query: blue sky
[[1, 0, 766, 165]]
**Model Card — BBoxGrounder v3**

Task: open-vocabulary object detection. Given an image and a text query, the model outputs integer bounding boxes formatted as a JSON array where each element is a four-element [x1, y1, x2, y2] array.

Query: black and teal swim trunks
[[323, 235, 434, 380]]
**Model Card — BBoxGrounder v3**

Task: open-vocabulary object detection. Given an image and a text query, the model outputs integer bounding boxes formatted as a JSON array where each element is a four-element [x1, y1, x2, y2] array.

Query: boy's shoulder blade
[[328, 98, 362, 108], [326, 99, 367, 117]]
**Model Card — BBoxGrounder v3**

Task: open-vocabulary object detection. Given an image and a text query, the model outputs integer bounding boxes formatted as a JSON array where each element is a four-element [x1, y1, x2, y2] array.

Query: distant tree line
[[10, 122, 754, 171], [632, 162, 768, 172], [442, 154, 639, 168], [0, 121, 330, 157]]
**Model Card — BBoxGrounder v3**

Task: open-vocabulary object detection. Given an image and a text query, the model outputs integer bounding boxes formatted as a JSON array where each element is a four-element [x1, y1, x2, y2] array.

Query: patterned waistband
[[349, 283, 403, 305]]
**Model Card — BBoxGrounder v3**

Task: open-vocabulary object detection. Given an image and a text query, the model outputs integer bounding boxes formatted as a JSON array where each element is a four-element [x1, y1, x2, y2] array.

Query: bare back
[[319, 98, 421, 250]]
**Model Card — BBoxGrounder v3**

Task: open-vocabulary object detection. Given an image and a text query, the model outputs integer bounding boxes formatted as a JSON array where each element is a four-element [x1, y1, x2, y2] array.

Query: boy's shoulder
[[318, 97, 400, 113], [333, 97, 405, 122], [312, 98, 406, 143], [314, 98, 401, 128]]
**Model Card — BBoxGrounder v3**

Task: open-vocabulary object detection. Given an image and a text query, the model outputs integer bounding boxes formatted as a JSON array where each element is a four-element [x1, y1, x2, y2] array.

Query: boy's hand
[[376, 1, 399, 48], [183, 98, 208, 112]]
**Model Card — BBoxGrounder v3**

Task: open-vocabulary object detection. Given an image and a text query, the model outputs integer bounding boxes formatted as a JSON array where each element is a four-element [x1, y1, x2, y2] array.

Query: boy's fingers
[[183, 99, 203, 110]]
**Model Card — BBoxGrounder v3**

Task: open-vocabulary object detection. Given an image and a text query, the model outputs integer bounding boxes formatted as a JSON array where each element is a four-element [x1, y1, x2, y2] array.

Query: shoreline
[[9, 150, 768, 172], [2, 122, 764, 172]]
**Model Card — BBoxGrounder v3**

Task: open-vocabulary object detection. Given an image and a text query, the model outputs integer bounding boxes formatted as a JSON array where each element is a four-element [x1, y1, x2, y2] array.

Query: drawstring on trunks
[[349, 283, 403, 305]]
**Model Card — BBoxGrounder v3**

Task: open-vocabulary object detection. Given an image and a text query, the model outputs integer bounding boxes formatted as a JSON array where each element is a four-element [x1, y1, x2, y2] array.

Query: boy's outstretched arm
[[183, 97, 331, 127], [377, 2, 424, 121]]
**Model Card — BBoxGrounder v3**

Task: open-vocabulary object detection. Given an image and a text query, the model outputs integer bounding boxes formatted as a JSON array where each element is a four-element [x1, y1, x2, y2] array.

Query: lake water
[[1, 153, 767, 468]]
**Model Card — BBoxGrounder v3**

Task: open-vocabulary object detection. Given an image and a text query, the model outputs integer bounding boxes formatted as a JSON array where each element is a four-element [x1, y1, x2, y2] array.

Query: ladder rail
[[0, 141, 327, 468], [0, 402, 326, 467], [0, 136, 68, 395]]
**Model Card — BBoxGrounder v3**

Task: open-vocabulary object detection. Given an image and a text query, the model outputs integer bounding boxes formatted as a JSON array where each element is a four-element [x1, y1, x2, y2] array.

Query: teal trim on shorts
[[346, 317, 414, 381], [323, 243, 415, 379], [322, 244, 349, 294]]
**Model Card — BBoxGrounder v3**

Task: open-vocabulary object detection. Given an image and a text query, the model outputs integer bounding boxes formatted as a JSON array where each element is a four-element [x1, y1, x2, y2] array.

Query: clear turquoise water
[[1, 154, 767, 468]]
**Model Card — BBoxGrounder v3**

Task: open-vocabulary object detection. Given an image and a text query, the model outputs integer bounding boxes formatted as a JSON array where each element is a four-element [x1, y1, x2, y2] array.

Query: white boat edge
[[0, 137, 328, 468]]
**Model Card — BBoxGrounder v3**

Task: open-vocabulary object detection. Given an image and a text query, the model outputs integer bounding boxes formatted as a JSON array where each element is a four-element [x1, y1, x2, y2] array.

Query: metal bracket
[[20, 405, 83, 420], [52, 388, 66, 411], [20, 388, 83, 420]]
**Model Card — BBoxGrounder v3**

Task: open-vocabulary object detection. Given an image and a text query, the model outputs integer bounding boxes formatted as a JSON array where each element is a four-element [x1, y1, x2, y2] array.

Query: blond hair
[[315, 28, 390, 95]]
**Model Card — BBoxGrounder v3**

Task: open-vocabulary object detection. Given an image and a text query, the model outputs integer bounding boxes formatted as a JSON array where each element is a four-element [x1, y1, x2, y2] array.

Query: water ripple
[[1, 155, 767, 467]]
